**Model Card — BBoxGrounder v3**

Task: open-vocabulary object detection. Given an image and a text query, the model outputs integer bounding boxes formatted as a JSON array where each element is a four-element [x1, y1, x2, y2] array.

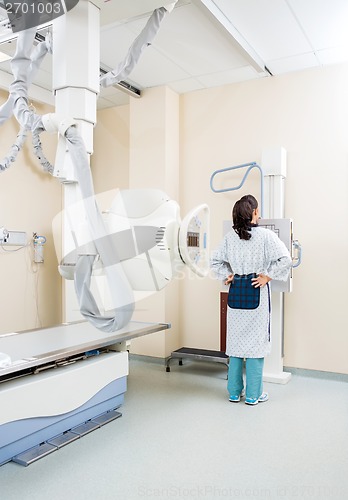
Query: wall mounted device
[[33, 233, 46, 263], [0, 228, 27, 246]]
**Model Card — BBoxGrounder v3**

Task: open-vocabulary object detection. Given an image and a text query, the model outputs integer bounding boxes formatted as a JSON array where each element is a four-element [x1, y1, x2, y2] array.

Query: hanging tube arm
[[210, 162, 264, 217]]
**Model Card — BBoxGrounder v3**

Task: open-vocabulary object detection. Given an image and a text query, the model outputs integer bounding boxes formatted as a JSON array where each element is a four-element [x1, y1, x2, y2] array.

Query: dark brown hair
[[232, 195, 258, 240]]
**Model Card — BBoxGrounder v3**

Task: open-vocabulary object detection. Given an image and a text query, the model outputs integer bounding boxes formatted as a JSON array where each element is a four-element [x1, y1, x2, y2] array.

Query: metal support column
[[51, 0, 101, 322], [262, 147, 291, 384]]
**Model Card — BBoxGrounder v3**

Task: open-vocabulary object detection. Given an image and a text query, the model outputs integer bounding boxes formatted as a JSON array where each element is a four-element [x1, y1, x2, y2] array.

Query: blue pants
[[227, 357, 264, 400]]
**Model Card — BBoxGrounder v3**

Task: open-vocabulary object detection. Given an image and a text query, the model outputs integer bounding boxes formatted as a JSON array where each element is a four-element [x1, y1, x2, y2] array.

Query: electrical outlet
[[2, 231, 27, 246]]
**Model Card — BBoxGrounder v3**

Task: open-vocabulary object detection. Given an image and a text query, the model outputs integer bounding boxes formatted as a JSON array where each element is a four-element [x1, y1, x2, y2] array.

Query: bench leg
[[165, 357, 184, 372], [165, 357, 172, 372]]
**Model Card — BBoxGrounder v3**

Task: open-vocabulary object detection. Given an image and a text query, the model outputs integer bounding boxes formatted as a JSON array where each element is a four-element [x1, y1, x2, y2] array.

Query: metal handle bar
[[210, 162, 264, 217]]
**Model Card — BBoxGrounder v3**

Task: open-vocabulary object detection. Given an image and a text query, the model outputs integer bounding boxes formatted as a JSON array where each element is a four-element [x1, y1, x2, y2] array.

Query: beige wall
[[128, 86, 180, 358], [91, 105, 130, 194], [92, 63, 348, 375], [1, 62, 345, 373], [0, 93, 62, 334], [179, 63, 348, 375], [93, 89, 181, 359]]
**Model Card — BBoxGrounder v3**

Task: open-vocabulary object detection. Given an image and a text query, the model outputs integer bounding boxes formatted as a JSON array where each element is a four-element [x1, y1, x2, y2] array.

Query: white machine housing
[[257, 218, 293, 292], [54, 188, 210, 313]]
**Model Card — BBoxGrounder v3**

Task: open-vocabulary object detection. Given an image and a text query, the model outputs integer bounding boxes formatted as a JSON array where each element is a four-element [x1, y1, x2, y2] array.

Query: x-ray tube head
[[53, 189, 210, 314]]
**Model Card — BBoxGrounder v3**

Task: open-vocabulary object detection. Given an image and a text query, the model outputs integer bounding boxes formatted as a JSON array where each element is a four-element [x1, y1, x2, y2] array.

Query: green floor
[[0, 356, 347, 500]]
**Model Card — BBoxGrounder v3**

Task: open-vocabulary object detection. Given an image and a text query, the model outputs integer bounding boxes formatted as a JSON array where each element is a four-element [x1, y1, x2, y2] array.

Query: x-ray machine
[[0, 0, 210, 466]]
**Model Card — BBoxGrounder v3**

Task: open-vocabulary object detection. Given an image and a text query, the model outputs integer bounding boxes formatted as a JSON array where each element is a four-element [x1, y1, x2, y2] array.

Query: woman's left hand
[[252, 274, 271, 288]]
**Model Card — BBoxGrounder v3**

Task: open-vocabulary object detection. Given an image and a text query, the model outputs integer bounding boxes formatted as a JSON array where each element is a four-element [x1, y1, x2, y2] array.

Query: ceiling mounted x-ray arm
[[193, 0, 270, 75]]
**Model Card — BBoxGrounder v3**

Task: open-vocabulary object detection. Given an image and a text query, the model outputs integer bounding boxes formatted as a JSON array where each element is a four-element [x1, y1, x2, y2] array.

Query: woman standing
[[210, 195, 292, 405]]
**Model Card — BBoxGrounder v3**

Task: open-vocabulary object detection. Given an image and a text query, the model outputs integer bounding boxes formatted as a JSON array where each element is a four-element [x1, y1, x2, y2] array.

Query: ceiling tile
[[1, 0, 347, 109], [38, 53, 52, 74], [100, 84, 126, 97], [197, 65, 261, 87], [100, 24, 137, 73], [127, 3, 249, 76], [168, 78, 205, 93], [288, 0, 348, 50], [33, 69, 53, 90], [0, 59, 11, 73], [100, 0, 175, 26], [123, 48, 191, 87], [97, 96, 120, 110], [213, 0, 313, 60], [99, 91, 130, 107], [316, 47, 348, 67], [267, 52, 319, 75]]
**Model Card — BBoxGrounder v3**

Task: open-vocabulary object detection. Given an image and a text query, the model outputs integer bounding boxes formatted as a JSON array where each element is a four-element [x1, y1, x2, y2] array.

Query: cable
[[32, 128, 54, 174], [0, 31, 52, 172], [0, 242, 30, 252], [0, 128, 28, 173]]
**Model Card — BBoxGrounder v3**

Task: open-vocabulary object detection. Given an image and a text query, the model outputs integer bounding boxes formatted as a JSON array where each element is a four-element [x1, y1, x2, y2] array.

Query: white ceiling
[[0, 0, 348, 109]]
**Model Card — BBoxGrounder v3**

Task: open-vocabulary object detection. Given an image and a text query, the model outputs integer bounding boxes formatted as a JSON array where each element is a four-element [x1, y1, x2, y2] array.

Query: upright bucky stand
[[261, 147, 292, 384]]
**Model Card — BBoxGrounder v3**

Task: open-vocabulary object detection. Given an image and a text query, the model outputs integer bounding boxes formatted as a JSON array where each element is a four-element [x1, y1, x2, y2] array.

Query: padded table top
[[0, 320, 170, 378]]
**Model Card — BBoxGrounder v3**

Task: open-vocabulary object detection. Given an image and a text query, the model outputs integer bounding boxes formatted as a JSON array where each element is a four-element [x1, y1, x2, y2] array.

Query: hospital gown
[[210, 227, 292, 358]]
